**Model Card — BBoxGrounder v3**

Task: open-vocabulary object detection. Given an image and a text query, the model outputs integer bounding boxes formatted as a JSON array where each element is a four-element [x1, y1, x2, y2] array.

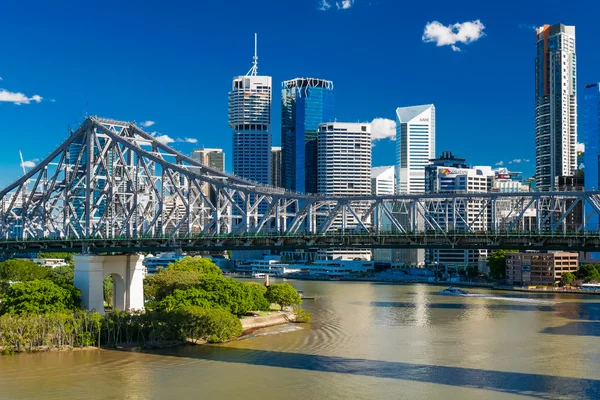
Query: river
[[1, 280, 600, 399]]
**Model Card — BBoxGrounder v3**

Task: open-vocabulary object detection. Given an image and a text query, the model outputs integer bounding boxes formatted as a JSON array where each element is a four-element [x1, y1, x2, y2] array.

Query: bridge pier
[[74, 254, 145, 315]]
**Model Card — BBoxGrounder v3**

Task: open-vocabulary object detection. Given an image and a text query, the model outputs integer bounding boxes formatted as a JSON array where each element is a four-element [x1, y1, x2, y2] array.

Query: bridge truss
[[1, 117, 600, 251]]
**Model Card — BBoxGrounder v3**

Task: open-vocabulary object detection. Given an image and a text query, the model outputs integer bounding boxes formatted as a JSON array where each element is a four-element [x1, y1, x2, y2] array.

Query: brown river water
[[1, 280, 600, 399]]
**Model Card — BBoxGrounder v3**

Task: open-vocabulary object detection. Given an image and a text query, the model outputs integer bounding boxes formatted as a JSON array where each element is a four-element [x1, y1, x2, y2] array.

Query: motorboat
[[439, 287, 469, 296]]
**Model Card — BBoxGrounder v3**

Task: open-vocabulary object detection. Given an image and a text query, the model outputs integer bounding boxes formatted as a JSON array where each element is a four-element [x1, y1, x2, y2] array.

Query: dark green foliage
[[246, 282, 271, 311], [487, 250, 515, 280], [37, 252, 75, 264], [561, 272, 576, 286], [197, 277, 255, 316], [47, 264, 75, 287], [0, 259, 50, 282], [144, 269, 204, 302], [155, 288, 213, 312], [168, 257, 222, 277], [1, 280, 80, 315], [179, 306, 243, 343], [578, 264, 600, 283], [266, 283, 302, 311]]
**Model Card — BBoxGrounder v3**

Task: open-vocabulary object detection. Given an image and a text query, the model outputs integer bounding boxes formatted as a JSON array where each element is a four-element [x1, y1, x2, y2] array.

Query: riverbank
[[279, 275, 600, 295], [240, 310, 296, 334]]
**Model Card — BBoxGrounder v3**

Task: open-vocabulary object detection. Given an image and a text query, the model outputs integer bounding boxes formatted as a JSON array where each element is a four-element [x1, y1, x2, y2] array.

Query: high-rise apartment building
[[281, 78, 334, 193], [229, 35, 272, 185], [425, 152, 494, 270], [396, 104, 436, 194], [190, 148, 225, 171], [394, 104, 435, 266], [318, 122, 371, 260], [271, 146, 282, 188], [535, 24, 577, 191]]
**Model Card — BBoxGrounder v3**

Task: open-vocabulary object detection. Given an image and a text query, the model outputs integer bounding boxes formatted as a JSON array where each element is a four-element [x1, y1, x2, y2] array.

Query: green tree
[[197, 277, 255, 316], [144, 269, 204, 302], [246, 282, 270, 311], [179, 306, 243, 343], [154, 287, 213, 312], [487, 250, 514, 280], [578, 264, 600, 283], [168, 257, 222, 277], [1, 280, 81, 315], [265, 283, 302, 311], [561, 272, 577, 286], [0, 259, 50, 282], [47, 264, 75, 287], [36, 252, 75, 264]]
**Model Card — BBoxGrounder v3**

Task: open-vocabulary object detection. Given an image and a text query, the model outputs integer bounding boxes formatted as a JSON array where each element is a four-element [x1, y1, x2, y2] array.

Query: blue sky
[[1, 0, 599, 188]]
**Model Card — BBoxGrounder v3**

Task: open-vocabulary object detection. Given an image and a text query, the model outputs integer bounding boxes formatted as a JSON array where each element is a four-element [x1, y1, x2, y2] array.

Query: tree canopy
[[0, 259, 50, 282], [578, 264, 600, 283], [266, 283, 302, 311], [1, 280, 81, 315], [561, 272, 577, 286], [168, 257, 222, 277], [47, 264, 75, 287], [487, 250, 514, 280]]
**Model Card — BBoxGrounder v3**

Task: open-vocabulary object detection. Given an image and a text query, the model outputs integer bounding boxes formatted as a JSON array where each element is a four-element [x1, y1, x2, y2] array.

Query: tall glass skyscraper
[[229, 35, 272, 185], [281, 78, 334, 193], [535, 24, 577, 191]]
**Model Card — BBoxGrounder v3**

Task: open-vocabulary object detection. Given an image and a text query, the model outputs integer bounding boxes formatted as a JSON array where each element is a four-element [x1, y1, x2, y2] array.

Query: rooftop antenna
[[246, 33, 258, 76]]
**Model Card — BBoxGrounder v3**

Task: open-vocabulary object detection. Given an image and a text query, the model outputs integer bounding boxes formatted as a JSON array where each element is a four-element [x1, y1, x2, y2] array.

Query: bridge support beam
[[74, 254, 145, 315]]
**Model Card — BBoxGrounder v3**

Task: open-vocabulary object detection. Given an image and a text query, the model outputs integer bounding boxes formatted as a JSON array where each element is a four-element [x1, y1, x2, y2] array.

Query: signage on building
[[440, 168, 468, 176]]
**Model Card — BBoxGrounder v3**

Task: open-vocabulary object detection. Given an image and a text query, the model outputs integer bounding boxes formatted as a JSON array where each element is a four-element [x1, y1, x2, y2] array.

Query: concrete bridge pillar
[[74, 254, 145, 315]]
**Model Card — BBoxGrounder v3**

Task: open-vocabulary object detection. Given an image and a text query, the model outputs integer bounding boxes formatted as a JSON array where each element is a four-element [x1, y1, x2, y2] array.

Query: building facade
[[506, 251, 578, 286], [535, 24, 577, 191], [229, 43, 272, 185], [190, 148, 225, 171], [425, 152, 494, 270], [271, 146, 282, 187], [371, 166, 395, 262], [281, 78, 334, 193], [396, 104, 436, 194], [318, 122, 372, 260]]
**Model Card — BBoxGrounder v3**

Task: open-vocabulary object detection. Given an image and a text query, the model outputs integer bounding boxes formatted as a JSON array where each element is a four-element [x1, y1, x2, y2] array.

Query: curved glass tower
[[281, 78, 334, 193]]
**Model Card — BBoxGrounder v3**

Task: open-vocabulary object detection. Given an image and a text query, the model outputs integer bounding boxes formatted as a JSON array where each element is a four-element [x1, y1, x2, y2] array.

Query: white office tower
[[318, 122, 372, 260], [425, 152, 494, 271], [229, 34, 272, 185], [371, 166, 395, 262], [394, 104, 435, 266], [535, 24, 577, 191]]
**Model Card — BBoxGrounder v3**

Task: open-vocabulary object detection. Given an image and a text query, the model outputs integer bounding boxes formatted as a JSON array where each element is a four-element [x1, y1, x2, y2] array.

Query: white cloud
[[495, 161, 504, 166], [508, 158, 531, 164], [0, 90, 43, 105], [154, 134, 175, 144], [336, 0, 354, 9], [422, 20, 486, 51], [318, 0, 354, 11], [184, 138, 198, 144], [50, 99, 56, 103], [317, 0, 331, 10], [140, 120, 156, 128], [371, 118, 396, 142], [0, 77, 3, 81], [21, 160, 36, 169]]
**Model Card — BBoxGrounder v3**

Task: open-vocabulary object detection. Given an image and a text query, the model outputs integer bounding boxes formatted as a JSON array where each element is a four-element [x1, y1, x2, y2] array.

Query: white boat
[[252, 272, 266, 278], [439, 287, 469, 296]]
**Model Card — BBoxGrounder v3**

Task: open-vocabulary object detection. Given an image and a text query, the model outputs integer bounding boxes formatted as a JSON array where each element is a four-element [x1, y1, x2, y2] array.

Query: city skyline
[[1, 1, 600, 189]]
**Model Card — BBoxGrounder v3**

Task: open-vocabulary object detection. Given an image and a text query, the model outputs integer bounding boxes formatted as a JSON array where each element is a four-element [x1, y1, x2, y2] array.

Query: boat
[[439, 287, 469, 296], [252, 272, 266, 278]]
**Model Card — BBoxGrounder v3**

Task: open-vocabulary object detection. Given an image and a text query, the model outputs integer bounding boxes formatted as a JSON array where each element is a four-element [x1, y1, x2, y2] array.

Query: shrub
[[179, 306, 243, 343], [292, 306, 311, 323]]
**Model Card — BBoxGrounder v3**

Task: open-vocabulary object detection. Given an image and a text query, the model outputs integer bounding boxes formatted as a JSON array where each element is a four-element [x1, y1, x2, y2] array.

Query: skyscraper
[[229, 34, 272, 185], [281, 78, 334, 193], [190, 148, 225, 172], [371, 166, 395, 263], [535, 24, 577, 191], [318, 122, 371, 260], [394, 104, 435, 266], [271, 146, 282, 188], [395, 104, 436, 194]]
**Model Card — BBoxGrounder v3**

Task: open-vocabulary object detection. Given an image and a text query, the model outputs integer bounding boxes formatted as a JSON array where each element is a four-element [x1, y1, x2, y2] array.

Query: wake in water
[[464, 294, 557, 304]]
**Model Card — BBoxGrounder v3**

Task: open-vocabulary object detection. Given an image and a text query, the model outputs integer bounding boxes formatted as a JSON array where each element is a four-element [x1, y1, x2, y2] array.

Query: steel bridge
[[1, 117, 600, 252]]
